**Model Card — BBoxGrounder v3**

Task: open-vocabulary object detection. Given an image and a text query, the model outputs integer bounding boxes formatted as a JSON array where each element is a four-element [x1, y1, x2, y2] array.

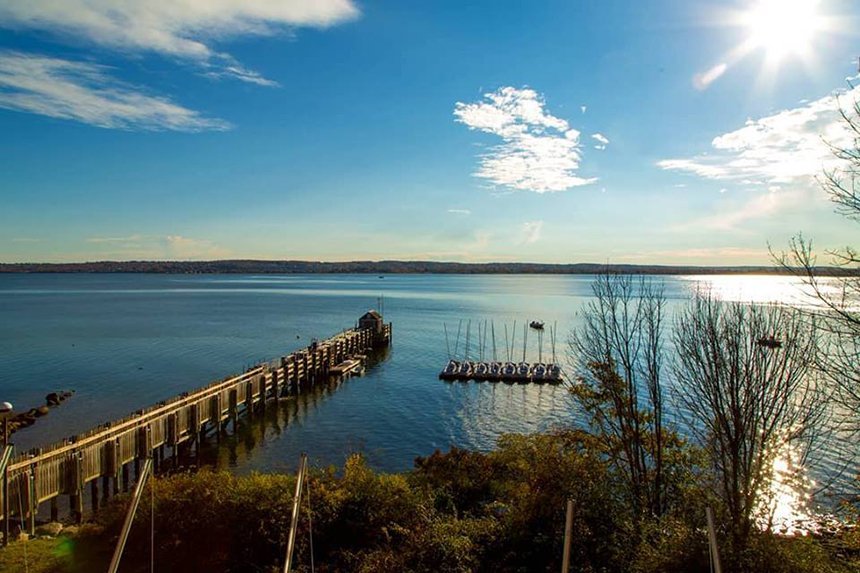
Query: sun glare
[[743, 0, 823, 60]]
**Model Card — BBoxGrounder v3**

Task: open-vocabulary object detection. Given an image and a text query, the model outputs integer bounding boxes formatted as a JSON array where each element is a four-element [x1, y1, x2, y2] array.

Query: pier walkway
[[1, 317, 391, 537]]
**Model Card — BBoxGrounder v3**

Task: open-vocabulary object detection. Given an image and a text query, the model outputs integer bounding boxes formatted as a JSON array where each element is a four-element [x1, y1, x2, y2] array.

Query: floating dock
[[329, 357, 365, 376], [439, 360, 563, 384]]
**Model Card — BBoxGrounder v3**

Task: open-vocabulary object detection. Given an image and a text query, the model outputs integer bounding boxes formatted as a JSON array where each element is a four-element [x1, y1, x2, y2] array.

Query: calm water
[[0, 273, 845, 490]]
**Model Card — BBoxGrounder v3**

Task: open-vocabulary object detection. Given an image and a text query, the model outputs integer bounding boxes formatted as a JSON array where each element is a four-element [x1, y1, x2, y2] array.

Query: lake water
[[0, 273, 849, 511]]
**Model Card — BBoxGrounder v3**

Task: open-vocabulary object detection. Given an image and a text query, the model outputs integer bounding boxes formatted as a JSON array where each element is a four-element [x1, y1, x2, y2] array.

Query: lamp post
[[0, 401, 11, 547], [0, 402, 12, 447]]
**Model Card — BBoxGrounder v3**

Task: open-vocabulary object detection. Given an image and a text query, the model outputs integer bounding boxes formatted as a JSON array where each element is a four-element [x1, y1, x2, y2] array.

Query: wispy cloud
[[447, 208, 471, 215], [521, 220, 544, 244], [165, 235, 228, 259], [86, 234, 145, 243], [658, 83, 860, 185], [658, 82, 860, 230], [624, 246, 768, 264], [591, 132, 609, 150], [0, 0, 359, 86], [693, 62, 728, 91], [0, 51, 230, 131], [454, 86, 596, 193], [674, 188, 806, 232], [82, 234, 228, 259]]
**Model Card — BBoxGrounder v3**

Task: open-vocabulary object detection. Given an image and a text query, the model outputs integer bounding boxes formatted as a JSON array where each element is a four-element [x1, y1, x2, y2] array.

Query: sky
[[1, 0, 859, 265]]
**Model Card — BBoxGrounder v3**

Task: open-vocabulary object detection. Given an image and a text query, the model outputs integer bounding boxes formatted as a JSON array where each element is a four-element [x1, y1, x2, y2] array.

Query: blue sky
[[1, 0, 858, 264]]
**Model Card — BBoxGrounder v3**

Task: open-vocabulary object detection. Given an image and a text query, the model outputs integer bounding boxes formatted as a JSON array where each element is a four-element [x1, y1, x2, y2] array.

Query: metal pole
[[284, 453, 308, 573], [706, 506, 723, 573], [491, 321, 497, 362], [444, 323, 451, 360], [107, 458, 153, 573], [1, 444, 13, 547], [561, 499, 573, 573]]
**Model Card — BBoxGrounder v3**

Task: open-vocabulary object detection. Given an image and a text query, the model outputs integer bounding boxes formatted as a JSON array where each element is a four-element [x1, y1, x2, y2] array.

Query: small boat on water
[[517, 362, 530, 382], [532, 363, 547, 383], [474, 362, 490, 380], [529, 320, 544, 330], [756, 336, 782, 349], [458, 361, 474, 376]]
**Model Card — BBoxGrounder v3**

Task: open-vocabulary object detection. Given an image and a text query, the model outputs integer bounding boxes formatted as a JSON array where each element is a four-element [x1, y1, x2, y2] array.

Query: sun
[[742, 0, 823, 61]]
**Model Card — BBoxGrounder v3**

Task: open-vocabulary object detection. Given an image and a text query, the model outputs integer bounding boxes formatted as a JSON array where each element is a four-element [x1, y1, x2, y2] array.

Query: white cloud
[[658, 84, 860, 185], [0, 51, 230, 131], [0, 0, 359, 85], [591, 132, 609, 150], [580, 105, 587, 114], [454, 86, 596, 193], [521, 220, 544, 244], [447, 209, 471, 215]]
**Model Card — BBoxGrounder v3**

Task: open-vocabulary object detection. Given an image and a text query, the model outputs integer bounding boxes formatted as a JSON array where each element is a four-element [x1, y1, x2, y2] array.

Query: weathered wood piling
[[0, 315, 391, 538]]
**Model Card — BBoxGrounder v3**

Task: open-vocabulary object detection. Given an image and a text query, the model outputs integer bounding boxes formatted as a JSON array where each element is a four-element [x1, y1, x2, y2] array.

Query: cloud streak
[[521, 220, 544, 244], [0, 51, 230, 131], [454, 87, 596, 193], [0, 0, 359, 86], [658, 84, 860, 185]]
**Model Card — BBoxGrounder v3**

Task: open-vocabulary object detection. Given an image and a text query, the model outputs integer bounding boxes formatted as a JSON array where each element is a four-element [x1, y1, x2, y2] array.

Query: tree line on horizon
[[1, 259, 858, 276]]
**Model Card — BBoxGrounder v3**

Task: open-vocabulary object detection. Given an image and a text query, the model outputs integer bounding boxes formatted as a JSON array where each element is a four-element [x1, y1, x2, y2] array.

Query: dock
[[0, 313, 391, 538], [440, 318, 564, 384], [439, 360, 563, 384], [329, 357, 365, 376]]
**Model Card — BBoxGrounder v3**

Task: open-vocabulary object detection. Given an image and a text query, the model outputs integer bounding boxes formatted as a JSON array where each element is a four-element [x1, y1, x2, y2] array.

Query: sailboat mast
[[538, 329, 543, 363], [482, 320, 488, 361], [454, 319, 462, 360], [444, 323, 451, 359], [522, 323, 527, 362], [491, 321, 497, 362]]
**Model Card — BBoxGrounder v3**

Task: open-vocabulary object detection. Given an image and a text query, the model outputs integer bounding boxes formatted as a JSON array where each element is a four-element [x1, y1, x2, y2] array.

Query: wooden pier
[[0, 315, 391, 537], [439, 360, 563, 384]]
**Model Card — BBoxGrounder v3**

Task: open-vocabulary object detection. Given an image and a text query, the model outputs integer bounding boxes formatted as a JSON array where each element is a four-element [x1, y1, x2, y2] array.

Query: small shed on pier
[[359, 310, 384, 334]]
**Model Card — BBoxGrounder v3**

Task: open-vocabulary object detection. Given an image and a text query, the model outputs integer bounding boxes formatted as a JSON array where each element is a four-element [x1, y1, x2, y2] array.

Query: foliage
[[1, 432, 857, 573]]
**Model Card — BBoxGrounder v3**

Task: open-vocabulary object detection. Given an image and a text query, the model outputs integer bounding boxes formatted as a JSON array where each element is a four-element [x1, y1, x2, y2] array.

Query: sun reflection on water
[[758, 443, 817, 535]]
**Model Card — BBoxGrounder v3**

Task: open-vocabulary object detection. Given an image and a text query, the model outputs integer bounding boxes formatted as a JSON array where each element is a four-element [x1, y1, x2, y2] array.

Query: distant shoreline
[[1, 260, 856, 276]]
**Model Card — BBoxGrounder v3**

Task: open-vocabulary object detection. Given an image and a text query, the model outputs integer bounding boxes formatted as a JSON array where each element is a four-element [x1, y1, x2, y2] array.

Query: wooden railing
[[0, 322, 391, 534]]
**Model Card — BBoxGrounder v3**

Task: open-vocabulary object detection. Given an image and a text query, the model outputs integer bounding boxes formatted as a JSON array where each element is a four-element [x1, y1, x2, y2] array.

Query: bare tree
[[673, 295, 825, 555], [569, 272, 668, 520], [774, 95, 860, 433]]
